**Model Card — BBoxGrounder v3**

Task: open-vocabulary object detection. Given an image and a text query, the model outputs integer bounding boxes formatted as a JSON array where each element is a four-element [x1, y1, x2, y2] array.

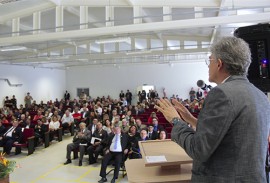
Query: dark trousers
[[49, 130, 57, 141], [66, 143, 79, 160], [88, 144, 104, 162], [62, 123, 69, 130], [100, 151, 123, 179], [0, 136, 15, 154]]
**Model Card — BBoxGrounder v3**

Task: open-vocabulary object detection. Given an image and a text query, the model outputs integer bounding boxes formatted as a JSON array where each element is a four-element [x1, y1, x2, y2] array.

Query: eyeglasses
[[205, 58, 216, 66]]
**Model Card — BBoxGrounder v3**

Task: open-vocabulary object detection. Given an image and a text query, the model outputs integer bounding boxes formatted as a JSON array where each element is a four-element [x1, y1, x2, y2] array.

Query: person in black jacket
[[0, 120, 6, 136], [87, 122, 108, 164], [0, 120, 22, 155], [98, 124, 130, 183], [34, 119, 47, 146]]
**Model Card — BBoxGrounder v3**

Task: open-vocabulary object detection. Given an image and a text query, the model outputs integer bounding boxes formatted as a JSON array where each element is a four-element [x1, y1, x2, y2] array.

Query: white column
[[133, 6, 142, 24], [264, 8, 270, 12], [163, 6, 172, 21], [73, 46, 77, 55], [194, 7, 203, 18], [115, 42, 119, 52], [100, 44, 104, 53], [80, 6, 88, 29], [147, 37, 151, 50], [12, 18, 20, 37], [33, 12, 41, 35], [56, 6, 64, 32], [106, 6, 114, 27], [131, 37, 135, 51], [164, 39, 168, 50], [87, 42, 90, 54]]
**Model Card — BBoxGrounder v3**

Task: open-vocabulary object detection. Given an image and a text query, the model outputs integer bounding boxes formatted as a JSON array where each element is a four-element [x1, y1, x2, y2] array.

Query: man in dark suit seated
[[147, 125, 158, 140], [128, 128, 149, 159], [98, 124, 130, 183], [87, 118, 98, 135], [0, 120, 22, 155], [80, 105, 90, 126], [34, 119, 47, 146], [64, 122, 91, 166], [87, 121, 108, 164], [152, 117, 164, 133]]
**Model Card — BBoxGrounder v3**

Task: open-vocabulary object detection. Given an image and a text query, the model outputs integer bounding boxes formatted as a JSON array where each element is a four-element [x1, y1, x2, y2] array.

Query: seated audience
[[0, 120, 22, 155], [102, 119, 112, 135], [120, 118, 129, 133], [34, 119, 47, 146], [128, 128, 149, 159], [0, 120, 6, 136], [152, 117, 164, 133], [135, 118, 147, 133], [49, 116, 60, 142], [87, 122, 108, 165], [147, 125, 158, 140], [147, 112, 157, 125], [88, 118, 98, 135], [80, 105, 90, 126], [64, 122, 91, 166], [18, 114, 27, 126], [23, 118, 35, 129], [61, 110, 74, 131], [33, 110, 43, 123], [72, 107, 81, 127], [157, 129, 167, 140], [98, 124, 130, 183]]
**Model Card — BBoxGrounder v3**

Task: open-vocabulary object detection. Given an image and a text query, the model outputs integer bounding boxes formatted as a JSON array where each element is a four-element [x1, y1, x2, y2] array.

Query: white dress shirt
[[110, 134, 122, 152]]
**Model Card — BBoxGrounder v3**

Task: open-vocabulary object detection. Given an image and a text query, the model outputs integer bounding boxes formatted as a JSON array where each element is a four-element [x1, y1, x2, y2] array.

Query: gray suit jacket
[[172, 76, 270, 183], [72, 128, 92, 145]]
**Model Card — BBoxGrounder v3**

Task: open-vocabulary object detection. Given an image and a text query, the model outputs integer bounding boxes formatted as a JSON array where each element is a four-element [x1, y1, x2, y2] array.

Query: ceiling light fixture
[[95, 37, 131, 44], [126, 50, 152, 55], [0, 46, 27, 51]]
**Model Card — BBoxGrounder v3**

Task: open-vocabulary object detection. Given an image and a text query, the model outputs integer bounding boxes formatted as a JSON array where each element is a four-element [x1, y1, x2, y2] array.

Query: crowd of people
[[0, 88, 205, 182]]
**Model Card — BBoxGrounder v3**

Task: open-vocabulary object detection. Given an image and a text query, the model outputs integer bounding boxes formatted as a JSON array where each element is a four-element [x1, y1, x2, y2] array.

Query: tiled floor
[[8, 135, 129, 183]]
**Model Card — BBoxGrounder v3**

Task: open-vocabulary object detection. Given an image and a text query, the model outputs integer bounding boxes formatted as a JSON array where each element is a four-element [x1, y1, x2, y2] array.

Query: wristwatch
[[171, 117, 181, 126]]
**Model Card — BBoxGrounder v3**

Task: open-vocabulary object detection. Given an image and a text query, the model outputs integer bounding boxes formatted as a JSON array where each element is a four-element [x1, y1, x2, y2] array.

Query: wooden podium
[[125, 140, 193, 183]]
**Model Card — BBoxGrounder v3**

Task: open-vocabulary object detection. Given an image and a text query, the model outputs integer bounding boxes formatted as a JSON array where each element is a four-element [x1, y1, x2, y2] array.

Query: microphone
[[197, 80, 212, 91]]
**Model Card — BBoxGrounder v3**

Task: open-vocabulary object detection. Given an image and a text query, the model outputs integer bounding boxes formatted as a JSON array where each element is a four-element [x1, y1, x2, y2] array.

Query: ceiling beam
[[0, 11, 269, 45], [7, 47, 209, 63], [0, 2, 55, 24], [48, 0, 270, 8]]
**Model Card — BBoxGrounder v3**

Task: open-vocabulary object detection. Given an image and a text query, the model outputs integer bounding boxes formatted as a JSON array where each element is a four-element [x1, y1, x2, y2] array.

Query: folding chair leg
[[58, 128, 63, 141], [15, 147, 21, 155], [70, 123, 75, 136], [44, 132, 50, 148], [73, 151, 78, 159], [27, 138, 35, 155]]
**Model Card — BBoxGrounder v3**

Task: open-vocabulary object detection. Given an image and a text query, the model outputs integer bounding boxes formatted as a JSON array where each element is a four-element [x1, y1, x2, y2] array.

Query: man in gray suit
[[64, 122, 91, 166], [156, 37, 270, 182]]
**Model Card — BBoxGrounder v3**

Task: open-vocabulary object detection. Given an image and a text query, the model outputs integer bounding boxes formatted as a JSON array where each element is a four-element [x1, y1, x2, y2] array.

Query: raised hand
[[172, 99, 197, 127], [154, 98, 180, 123]]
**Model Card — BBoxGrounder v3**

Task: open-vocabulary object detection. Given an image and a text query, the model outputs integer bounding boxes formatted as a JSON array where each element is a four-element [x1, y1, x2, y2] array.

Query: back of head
[[210, 36, 251, 76]]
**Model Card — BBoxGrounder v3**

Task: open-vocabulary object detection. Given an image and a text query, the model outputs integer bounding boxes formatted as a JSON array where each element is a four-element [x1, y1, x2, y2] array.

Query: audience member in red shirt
[[147, 112, 158, 125]]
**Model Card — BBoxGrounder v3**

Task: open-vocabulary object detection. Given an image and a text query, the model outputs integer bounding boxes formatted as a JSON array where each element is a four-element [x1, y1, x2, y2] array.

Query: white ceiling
[[0, 0, 269, 69]]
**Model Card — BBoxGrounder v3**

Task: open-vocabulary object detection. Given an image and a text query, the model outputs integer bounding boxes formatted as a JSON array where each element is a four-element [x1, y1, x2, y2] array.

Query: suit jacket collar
[[224, 75, 248, 83]]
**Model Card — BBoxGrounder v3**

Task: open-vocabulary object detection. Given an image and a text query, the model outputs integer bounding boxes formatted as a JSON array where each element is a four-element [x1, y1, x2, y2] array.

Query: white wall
[[0, 65, 66, 107], [66, 62, 212, 103]]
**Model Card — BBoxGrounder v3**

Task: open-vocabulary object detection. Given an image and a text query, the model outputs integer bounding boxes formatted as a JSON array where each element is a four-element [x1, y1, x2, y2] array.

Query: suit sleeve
[[81, 130, 92, 142], [172, 87, 235, 162]]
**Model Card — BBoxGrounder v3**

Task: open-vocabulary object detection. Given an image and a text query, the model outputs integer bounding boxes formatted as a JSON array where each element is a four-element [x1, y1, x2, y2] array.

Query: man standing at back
[[156, 37, 270, 182]]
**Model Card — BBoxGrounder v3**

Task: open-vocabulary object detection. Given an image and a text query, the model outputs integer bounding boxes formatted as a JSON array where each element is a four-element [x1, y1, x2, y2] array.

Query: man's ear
[[217, 59, 224, 70]]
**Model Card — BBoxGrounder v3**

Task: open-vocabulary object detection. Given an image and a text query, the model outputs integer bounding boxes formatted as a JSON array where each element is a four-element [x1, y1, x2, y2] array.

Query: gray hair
[[210, 36, 251, 76]]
